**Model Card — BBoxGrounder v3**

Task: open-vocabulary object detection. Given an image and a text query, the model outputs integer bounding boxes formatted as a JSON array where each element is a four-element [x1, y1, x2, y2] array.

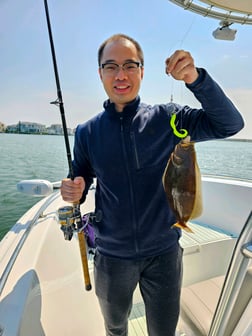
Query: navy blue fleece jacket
[[72, 68, 244, 259]]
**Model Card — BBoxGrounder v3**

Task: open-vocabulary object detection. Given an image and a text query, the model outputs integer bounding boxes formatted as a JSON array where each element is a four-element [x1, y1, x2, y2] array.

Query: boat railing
[[169, 0, 252, 25], [208, 211, 252, 336]]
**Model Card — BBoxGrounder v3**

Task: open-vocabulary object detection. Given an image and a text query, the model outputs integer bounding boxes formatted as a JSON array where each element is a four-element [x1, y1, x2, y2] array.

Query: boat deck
[[1, 179, 250, 336], [129, 302, 147, 335], [0, 204, 237, 336], [128, 221, 236, 335]]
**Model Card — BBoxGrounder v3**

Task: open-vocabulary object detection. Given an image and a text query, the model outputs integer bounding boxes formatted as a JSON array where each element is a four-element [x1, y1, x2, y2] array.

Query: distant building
[[6, 124, 18, 133], [4, 121, 73, 135], [20, 121, 46, 133], [47, 124, 73, 135], [47, 124, 63, 135], [0, 122, 6, 133], [6, 121, 46, 134], [67, 127, 74, 135]]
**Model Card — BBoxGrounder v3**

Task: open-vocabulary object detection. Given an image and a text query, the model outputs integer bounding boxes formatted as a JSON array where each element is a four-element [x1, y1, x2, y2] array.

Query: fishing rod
[[43, 0, 91, 291]]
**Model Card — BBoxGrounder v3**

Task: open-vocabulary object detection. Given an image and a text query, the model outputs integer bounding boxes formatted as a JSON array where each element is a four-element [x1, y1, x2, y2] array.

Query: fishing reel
[[57, 205, 83, 241], [57, 206, 102, 241]]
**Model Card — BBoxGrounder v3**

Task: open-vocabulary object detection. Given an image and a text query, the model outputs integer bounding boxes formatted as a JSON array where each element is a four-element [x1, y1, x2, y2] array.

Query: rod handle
[[77, 231, 92, 291]]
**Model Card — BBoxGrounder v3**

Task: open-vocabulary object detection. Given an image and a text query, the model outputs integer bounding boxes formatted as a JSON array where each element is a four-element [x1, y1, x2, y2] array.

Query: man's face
[[99, 39, 144, 112]]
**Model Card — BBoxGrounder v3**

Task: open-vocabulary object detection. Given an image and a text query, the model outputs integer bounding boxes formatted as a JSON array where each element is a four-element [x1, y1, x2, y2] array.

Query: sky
[[0, 0, 251, 139]]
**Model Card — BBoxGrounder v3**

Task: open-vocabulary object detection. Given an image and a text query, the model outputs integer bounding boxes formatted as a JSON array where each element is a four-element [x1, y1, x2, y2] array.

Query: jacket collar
[[103, 96, 141, 119]]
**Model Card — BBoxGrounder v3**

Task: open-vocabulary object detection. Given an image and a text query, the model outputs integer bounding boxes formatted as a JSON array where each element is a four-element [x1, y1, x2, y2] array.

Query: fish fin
[[172, 222, 194, 233]]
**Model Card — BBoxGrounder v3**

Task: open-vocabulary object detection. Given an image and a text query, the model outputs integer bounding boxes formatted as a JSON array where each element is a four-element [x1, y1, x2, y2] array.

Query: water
[[0, 133, 251, 240], [0, 134, 72, 240]]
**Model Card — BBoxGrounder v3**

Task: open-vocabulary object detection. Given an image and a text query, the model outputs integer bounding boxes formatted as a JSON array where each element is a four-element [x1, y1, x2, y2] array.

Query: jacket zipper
[[130, 132, 140, 170], [120, 116, 139, 255]]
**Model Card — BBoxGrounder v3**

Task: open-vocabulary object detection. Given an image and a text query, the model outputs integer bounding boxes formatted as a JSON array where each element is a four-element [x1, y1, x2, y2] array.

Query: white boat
[[1, 1, 252, 335], [0, 176, 251, 336]]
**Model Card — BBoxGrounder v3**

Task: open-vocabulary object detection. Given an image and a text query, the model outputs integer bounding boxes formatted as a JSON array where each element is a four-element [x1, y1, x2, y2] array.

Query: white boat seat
[[180, 222, 236, 287], [180, 275, 224, 335], [180, 267, 252, 336]]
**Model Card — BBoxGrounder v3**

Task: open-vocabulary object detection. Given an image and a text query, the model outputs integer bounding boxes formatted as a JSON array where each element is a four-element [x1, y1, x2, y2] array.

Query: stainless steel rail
[[208, 211, 252, 336], [169, 0, 252, 25]]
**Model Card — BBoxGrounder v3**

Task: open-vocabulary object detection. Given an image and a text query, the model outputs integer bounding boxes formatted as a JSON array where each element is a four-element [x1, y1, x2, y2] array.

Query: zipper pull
[[120, 116, 123, 132]]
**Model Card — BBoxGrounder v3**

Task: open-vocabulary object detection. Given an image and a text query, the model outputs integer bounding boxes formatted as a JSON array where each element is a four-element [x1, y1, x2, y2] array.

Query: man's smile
[[114, 84, 131, 92]]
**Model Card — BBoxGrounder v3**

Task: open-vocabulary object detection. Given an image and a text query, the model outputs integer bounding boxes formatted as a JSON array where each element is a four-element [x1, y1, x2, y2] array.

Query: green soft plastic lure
[[170, 113, 188, 138]]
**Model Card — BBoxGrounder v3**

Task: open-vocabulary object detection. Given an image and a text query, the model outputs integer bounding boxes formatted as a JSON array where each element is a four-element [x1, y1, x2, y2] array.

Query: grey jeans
[[94, 244, 183, 336]]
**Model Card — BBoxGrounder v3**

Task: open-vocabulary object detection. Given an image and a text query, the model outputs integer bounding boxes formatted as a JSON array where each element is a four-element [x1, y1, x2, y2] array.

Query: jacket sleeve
[[72, 123, 95, 203], [180, 68, 244, 141]]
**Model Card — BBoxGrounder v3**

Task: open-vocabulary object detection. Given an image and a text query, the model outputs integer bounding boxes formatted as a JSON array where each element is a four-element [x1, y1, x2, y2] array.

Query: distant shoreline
[[0, 132, 250, 141], [0, 132, 73, 136], [220, 138, 252, 142]]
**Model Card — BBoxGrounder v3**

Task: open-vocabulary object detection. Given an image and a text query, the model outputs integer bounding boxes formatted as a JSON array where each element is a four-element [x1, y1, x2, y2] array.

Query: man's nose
[[115, 67, 128, 79]]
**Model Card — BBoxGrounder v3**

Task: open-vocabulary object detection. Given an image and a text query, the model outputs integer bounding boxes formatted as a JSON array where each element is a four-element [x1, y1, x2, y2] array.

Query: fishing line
[[167, 18, 196, 138], [167, 16, 196, 55], [178, 17, 196, 49]]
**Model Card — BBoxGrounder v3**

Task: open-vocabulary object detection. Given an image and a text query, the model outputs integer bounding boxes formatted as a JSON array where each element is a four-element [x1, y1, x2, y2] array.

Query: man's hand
[[61, 176, 85, 203], [165, 50, 198, 84]]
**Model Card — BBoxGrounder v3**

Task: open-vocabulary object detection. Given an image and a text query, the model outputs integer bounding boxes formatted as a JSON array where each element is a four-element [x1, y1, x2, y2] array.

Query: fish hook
[[170, 113, 188, 139]]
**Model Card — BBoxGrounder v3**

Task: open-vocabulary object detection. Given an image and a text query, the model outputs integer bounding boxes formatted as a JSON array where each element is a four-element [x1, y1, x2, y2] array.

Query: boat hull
[[0, 176, 251, 335]]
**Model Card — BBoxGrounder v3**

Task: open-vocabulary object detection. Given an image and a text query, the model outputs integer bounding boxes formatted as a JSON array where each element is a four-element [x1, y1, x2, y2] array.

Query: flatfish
[[162, 136, 202, 233]]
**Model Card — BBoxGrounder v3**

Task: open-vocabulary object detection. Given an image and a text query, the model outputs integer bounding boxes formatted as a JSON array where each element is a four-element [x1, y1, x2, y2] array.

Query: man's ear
[[141, 67, 144, 80], [98, 68, 103, 81]]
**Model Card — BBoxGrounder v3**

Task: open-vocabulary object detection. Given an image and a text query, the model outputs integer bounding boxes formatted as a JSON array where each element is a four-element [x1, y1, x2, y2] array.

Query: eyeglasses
[[100, 61, 142, 75]]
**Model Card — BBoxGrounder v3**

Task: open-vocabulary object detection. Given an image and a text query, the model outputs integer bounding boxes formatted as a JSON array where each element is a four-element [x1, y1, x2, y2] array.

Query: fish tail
[[172, 222, 194, 233]]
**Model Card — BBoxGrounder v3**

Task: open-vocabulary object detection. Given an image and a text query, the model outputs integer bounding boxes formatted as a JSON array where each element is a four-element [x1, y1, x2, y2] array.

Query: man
[[61, 34, 244, 336]]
